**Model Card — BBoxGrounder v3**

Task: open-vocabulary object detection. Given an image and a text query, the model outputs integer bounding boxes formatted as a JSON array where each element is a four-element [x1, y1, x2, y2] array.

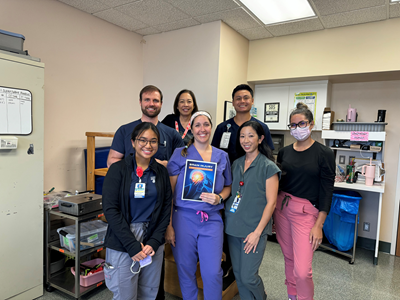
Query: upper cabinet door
[[254, 84, 290, 130]]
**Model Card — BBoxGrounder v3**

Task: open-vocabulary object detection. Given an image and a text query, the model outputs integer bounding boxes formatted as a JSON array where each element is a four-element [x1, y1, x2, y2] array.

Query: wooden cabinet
[[254, 80, 331, 130]]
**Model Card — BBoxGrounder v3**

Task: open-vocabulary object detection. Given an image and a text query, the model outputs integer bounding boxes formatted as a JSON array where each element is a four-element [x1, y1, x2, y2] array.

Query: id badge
[[134, 183, 146, 198], [230, 193, 241, 213], [220, 132, 231, 149]]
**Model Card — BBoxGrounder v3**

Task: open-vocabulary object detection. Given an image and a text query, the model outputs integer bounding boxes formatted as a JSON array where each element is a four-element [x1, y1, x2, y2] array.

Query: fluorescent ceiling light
[[390, 0, 400, 2], [240, 0, 316, 25]]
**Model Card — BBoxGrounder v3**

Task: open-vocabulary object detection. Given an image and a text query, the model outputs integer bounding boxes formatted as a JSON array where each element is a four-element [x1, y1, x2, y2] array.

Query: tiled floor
[[37, 241, 400, 300]]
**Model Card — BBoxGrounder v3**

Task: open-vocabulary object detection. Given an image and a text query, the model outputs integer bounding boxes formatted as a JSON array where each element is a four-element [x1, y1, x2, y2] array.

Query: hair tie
[[185, 145, 188, 149]]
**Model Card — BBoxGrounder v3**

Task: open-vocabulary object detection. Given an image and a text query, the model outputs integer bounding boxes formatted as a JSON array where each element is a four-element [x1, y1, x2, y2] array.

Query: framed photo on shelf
[[264, 102, 279, 123], [224, 101, 236, 121]]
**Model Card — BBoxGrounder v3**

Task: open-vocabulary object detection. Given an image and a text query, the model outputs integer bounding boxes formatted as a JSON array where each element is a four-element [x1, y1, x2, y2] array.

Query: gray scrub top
[[224, 153, 281, 238]]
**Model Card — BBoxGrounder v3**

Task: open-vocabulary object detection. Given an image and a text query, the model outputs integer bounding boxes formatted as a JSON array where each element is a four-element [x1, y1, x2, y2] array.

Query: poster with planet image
[[182, 159, 217, 201]]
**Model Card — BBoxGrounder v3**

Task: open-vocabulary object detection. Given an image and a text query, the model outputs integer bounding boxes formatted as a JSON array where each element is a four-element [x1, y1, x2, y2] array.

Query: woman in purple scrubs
[[166, 111, 232, 300]]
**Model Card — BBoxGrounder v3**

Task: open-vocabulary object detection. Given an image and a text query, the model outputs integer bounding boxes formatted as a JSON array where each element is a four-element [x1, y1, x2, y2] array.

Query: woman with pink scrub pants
[[274, 103, 335, 300]]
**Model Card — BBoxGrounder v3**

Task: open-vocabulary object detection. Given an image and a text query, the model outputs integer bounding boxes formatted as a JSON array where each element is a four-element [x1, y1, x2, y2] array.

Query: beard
[[141, 106, 161, 118]]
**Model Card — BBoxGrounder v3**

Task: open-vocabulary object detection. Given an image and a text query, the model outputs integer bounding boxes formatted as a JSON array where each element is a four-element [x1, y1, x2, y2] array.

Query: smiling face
[[191, 115, 212, 145], [232, 90, 254, 113], [239, 125, 263, 155], [177, 93, 194, 117], [140, 91, 162, 118], [131, 129, 159, 161]]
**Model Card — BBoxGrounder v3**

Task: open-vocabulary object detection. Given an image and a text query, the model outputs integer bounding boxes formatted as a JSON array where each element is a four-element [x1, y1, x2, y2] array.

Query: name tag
[[220, 132, 231, 149], [134, 183, 146, 198], [229, 193, 242, 213]]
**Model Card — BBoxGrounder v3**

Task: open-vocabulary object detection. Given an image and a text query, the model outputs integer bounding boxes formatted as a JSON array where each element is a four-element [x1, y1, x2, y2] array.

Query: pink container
[[71, 258, 105, 287]]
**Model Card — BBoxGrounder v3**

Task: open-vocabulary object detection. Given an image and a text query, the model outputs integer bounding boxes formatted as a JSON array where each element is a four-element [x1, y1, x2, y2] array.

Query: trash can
[[323, 190, 362, 251]]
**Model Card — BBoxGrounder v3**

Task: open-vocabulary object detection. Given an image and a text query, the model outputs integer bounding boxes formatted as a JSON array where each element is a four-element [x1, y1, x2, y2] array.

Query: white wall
[[0, 0, 144, 192], [143, 22, 221, 122]]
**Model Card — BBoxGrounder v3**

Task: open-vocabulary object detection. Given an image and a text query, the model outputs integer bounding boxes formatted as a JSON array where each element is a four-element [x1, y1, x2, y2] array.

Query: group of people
[[102, 84, 335, 300]]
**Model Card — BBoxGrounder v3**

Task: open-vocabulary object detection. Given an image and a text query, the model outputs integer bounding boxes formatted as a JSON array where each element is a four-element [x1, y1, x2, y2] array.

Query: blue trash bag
[[323, 190, 362, 251]]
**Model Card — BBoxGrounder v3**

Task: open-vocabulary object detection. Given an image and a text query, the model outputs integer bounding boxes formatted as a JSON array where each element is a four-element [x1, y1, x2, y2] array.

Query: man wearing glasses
[[107, 85, 184, 168]]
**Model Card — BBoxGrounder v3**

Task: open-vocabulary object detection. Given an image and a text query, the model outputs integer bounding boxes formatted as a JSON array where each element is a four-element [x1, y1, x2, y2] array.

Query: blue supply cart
[[320, 190, 362, 264]]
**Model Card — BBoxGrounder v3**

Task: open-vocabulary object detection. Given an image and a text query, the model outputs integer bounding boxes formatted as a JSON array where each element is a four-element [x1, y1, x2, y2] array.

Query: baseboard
[[356, 237, 391, 253]]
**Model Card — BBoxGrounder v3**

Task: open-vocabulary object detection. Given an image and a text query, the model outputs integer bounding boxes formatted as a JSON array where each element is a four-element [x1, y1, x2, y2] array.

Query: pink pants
[[273, 191, 319, 300]]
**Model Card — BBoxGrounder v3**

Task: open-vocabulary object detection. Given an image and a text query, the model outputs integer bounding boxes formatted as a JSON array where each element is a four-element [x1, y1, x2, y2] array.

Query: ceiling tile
[[321, 5, 387, 28], [97, 0, 139, 7], [194, 8, 261, 31], [389, 3, 400, 18], [164, 0, 239, 17], [94, 9, 147, 31], [237, 27, 273, 40], [115, 0, 190, 26], [57, 0, 109, 14], [136, 27, 162, 36], [266, 17, 324, 37], [311, 0, 385, 16], [154, 18, 201, 32]]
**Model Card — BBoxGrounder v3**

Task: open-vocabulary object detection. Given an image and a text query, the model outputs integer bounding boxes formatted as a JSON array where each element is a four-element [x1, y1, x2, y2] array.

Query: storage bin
[[323, 190, 362, 251], [57, 220, 108, 252], [332, 122, 387, 132], [71, 258, 105, 287], [0, 29, 25, 53]]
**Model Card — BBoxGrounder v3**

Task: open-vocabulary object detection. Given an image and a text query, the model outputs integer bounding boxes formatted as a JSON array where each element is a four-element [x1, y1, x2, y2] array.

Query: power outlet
[[363, 222, 370, 232]]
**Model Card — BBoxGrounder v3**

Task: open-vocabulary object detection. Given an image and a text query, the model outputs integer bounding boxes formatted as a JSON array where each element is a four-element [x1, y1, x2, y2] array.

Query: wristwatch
[[218, 194, 223, 204]]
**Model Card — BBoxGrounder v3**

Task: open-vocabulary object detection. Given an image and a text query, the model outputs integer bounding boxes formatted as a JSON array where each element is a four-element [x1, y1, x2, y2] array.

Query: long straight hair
[[235, 121, 276, 164]]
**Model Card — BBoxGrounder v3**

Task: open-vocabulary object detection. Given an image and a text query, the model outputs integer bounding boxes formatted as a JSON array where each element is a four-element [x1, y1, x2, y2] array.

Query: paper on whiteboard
[[293, 92, 317, 117]]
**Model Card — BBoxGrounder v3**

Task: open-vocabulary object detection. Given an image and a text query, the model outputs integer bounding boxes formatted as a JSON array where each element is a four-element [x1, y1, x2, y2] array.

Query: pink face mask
[[290, 126, 311, 141]]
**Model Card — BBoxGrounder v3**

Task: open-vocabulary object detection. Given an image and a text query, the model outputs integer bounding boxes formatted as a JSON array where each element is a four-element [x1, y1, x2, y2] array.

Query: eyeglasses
[[136, 138, 158, 147], [287, 120, 309, 130]]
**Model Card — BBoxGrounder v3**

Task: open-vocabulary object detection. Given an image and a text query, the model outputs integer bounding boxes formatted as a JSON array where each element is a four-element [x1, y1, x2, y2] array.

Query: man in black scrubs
[[211, 84, 274, 288]]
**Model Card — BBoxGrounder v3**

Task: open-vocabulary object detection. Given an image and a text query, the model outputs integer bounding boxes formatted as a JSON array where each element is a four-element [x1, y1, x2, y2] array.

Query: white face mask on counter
[[290, 126, 311, 141]]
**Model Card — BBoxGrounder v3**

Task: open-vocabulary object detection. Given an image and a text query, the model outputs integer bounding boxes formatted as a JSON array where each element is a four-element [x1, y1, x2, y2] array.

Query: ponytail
[[181, 137, 194, 157]]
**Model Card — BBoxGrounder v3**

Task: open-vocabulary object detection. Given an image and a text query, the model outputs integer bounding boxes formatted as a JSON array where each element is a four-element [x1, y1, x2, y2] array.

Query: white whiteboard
[[0, 86, 32, 135]]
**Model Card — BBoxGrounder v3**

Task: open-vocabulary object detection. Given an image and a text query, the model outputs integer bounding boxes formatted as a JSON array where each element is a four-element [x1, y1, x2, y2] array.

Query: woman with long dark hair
[[102, 122, 172, 300], [224, 120, 280, 299]]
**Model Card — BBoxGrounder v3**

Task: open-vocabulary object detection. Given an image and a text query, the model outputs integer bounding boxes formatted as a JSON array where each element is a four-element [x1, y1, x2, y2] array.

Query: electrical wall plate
[[339, 155, 345, 164], [0, 136, 18, 149]]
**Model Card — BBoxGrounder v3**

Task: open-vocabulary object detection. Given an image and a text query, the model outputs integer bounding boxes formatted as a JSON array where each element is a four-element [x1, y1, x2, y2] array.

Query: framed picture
[[264, 102, 279, 123], [224, 101, 236, 121]]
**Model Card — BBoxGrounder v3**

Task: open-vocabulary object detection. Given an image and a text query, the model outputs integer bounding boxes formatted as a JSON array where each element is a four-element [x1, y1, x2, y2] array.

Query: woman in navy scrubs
[[102, 122, 172, 300]]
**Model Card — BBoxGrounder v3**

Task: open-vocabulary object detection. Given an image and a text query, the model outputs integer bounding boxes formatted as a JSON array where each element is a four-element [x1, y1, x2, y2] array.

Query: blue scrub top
[[111, 119, 185, 161], [167, 146, 232, 213], [129, 157, 158, 223], [211, 117, 274, 165]]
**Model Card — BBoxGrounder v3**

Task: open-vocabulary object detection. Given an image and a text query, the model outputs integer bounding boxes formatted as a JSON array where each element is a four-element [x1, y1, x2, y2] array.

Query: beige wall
[[216, 22, 249, 125], [248, 18, 400, 83], [143, 22, 221, 122], [330, 81, 400, 244], [0, 0, 144, 192]]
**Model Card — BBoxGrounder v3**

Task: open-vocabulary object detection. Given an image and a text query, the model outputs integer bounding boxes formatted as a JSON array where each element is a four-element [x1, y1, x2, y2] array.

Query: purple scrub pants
[[171, 206, 223, 300]]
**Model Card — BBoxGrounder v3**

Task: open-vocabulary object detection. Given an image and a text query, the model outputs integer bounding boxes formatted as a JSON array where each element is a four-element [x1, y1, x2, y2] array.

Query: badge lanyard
[[175, 121, 191, 139], [134, 166, 146, 198], [220, 123, 231, 149], [230, 165, 244, 213]]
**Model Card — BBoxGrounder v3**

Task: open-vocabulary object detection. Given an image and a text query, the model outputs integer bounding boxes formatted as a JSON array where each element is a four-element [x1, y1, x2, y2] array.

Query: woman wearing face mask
[[166, 111, 232, 300], [162, 89, 199, 145], [102, 122, 172, 300], [274, 103, 335, 300], [224, 121, 280, 300]]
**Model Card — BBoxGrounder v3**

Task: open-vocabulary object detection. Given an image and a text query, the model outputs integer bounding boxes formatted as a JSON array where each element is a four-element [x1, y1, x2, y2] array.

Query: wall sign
[[264, 102, 279, 123], [0, 86, 32, 135], [350, 131, 369, 141]]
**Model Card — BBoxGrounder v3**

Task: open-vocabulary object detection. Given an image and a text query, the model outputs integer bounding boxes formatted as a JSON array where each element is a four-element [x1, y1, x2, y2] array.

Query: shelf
[[322, 130, 386, 141], [330, 147, 380, 153], [48, 268, 104, 297], [49, 208, 104, 221], [334, 181, 385, 193], [49, 241, 105, 258]]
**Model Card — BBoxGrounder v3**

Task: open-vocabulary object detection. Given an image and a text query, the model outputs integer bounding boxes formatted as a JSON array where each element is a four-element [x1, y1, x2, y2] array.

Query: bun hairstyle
[[289, 102, 314, 123], [181, 111, 212, 157]]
